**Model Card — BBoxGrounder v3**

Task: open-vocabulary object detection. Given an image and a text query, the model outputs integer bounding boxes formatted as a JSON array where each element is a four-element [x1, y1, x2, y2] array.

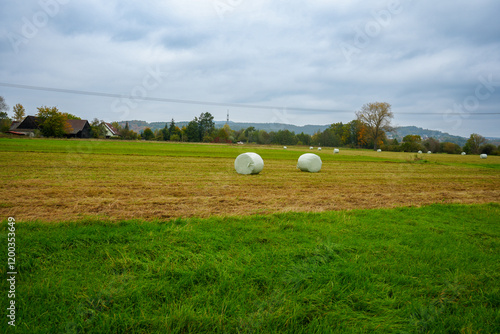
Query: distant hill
[[117, 120, 497, 147], [118, 120, 329, 136], [214, 122, 330, 135], [392, 126, 468, 146]]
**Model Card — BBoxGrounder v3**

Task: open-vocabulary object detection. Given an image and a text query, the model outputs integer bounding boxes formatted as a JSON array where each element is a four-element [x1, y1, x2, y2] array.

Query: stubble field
[[0, 138, 498, 221]]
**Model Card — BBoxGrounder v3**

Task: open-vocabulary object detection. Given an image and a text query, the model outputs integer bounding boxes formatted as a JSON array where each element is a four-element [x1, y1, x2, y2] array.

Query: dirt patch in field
[[1, 152, 499, 222]]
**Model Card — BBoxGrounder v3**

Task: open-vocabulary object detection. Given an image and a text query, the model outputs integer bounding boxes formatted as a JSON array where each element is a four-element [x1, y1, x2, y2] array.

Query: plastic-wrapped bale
[[318, 147, 322, 151], [480, 154, 487, 159], [234, 153, 264, 175], [418, 150, 422, 154], [309, 146, 313, 150], [427, 151, 432, 154], [297, 153, 322, 173], [283, 146, 287, 150], [461, 152, 466, 155], [377, 149, 382, 152], [333, 148, 340, 154]]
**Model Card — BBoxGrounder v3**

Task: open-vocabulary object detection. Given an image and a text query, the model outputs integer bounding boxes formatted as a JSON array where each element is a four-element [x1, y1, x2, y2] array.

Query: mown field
[[0, 138, 499, 333], [0, 138, 499, 221]]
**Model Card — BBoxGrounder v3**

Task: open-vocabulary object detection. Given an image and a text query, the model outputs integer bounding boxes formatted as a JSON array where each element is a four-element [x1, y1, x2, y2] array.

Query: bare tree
[[356, 102, 394, 150], [0, 96, 8, 113], [0, 96, 10, 132]]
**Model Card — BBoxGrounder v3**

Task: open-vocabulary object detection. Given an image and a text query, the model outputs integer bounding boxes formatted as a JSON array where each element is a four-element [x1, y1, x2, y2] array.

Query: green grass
[[0, 138, 409, 162], [2, 137, 499, 166], [2, 203, 499, 333]]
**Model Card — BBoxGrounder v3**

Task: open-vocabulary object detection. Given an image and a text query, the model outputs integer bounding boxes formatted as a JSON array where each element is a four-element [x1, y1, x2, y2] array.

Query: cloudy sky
[[1, 0, 499, 137]]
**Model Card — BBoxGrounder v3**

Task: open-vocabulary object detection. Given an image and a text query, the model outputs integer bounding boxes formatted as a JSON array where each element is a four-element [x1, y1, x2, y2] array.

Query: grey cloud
[[0, 0, 499, 137]]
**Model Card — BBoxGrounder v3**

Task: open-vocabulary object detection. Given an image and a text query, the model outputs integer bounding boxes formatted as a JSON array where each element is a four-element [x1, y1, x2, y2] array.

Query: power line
[[1, 82, 499, 115], [0, 82, 350, 113]]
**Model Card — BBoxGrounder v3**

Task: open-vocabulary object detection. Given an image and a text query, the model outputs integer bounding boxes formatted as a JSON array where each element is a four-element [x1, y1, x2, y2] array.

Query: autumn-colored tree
[[356, 102, 394, 150], [36, 106, 71, 137], [441, 142, 461, 154], [213, 124, 234, 143], [13, 104, 26, 121], [357, 124, 368, 147], [180, 126, 188, 142], [64, 113, 81, 120]]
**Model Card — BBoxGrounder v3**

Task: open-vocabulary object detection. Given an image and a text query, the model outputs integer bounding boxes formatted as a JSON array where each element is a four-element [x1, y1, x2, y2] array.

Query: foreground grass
[[1, 203, 499, 333]]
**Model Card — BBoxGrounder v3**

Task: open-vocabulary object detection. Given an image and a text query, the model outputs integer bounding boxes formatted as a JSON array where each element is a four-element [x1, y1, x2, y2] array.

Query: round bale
[[377, 149, 382, 152], [283, 146, 287, 150], [318, 147, 322, 151], [418, 150, 422, 154], [427, 151, 432, 154], [461, 152, 466, 155], [334, 148, 340, 154], [297, 153, 322, 173], [234, 152, 264, 175], [309, 146, 313, 150], [480, 154, 487, 159]]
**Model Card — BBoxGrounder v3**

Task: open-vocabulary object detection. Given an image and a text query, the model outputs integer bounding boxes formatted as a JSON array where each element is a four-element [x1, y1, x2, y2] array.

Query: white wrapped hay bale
[[418, 150, 422, 154], [310, 146, 314, 150], [427, 151, 432, 154], [318, 147, 322, 151], [377, 149, 382, 152], [480, 154, 487, 159], [283, 146, 287, 150], [461, 152, 466, 155], [234, 153, 264, 175], [297, 153, 322, 173], [333, 148, 340, 154]]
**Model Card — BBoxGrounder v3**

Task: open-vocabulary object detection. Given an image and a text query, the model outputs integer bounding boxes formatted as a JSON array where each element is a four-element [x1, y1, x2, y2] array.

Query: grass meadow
[[0, 137, 499, 333]]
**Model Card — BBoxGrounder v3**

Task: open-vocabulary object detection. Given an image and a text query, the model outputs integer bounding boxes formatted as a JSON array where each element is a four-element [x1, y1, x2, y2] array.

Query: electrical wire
[[1, 82, 499, 115]]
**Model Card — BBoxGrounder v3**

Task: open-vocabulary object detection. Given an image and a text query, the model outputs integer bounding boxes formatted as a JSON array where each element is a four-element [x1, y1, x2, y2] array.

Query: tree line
[[1, 97, 498, 155]]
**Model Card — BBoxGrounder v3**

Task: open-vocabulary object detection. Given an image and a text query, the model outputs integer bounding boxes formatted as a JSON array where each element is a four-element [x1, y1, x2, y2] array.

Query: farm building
[[9, 121, 21, 131], [8, 116, 40, 136], [66, 119, 91, 138], [7, 116, 91, 138], [104, 122, 120, 138]]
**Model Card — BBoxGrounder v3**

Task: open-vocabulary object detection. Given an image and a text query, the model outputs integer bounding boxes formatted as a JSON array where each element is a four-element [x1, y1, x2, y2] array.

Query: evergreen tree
[[162, 122, 170, 141], [186, 118, 200, 142], [198, 112, 215, 141], [168, 119, 176, 136]]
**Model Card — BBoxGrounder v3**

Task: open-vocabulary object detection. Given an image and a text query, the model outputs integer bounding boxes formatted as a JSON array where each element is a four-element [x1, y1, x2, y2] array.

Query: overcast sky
[[1, 0, 499, 137]]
